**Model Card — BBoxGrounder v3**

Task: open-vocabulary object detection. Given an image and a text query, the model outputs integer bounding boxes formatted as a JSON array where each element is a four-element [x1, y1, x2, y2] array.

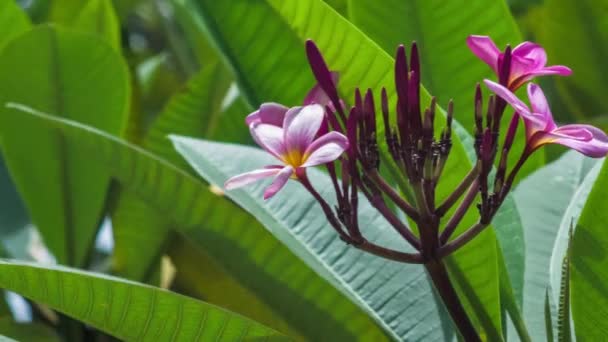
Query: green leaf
[[0, 26, 131, 267], [492, 195, 525, 306], [0, 318, 61, 342], [570, 158, 608, 340], [185, 0, 504, 336], [73, 0, 121, 51], [513, 151, 599, 341], [112, 63, 231, 281], [5, 104, 387, 341], [174, 135, 491, 340], [347, 0, 542, 180], [537, 0, 608, 119], [0, 259, 285, 341], [0, 156, 29, 236], [556, 229, 572, 342], [549, 162, 602, 303], [545, 289, 555, 342], [0, 1, 31, 51]]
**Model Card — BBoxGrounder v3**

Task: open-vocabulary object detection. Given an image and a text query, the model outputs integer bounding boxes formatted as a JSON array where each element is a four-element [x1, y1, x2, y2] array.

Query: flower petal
[[224, 167, 281, 190], [245, 103, 289, 126], [250, 123, 287, 160], [284, 104, 325, 152], [543, 127, 608, 158], [301, 131, 349, 167], [485, 80, 548, 132], [484, 80, 530, 114], [263, 166, 294, 199], [527, 83, 556, 130], [512, 42, 547, 69], [509, 65, 572, 90], [303, 72, 339, 106], [540, 65, 572, 76], [467, 35, 501, 73]]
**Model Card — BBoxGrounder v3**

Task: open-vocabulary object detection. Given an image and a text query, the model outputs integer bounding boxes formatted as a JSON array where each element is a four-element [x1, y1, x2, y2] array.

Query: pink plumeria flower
[[225, 104, 349, 199], [485, 80, 608, 157], [468, 35, 572, 90]]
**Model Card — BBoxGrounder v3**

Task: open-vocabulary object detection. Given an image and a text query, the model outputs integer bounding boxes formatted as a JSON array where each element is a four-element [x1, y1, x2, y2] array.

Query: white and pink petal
[[250, 123, 287, 161], [224, 167, 281, 190], [301, 131, 349, 167], [263, 166, 294, 199], [284, 104, 325, 152]]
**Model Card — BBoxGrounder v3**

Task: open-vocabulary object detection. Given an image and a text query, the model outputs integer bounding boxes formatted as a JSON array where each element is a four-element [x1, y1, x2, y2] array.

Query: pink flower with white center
[[484, 80, 608, 157], [225, 104, 349, 199], [467, 35, 572, 90]]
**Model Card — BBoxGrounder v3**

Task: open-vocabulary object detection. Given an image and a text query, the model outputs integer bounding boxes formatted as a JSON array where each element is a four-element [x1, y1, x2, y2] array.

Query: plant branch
[[437, 164, 479, 216], [368, 170, 420, 221], [438, 222, 488, 258], [440, 179, 479, 244], [358, 240, 423, 263], [425, 259, 481, 341], [359, 181, 421, 250]]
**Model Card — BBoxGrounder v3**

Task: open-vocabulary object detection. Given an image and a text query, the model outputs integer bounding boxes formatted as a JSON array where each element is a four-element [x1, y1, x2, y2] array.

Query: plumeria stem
[[440, 179, 479, 244], [438, 222, 488, 258], [368, 170, 420, 220], [437, 164, 480, 216], [358, 181, 421, 250], [358, 241, 423, 263], [425, 259, 482, 341], [499, 150, 530, 201], [300, 175, 353, 241]]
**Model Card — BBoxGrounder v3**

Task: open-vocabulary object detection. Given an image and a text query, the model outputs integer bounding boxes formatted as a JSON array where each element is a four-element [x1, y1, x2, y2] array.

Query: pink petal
[[303, 72, 339, 106], [301, 131, 349, 167], [283, 104, 325, 153], [467, 35, 501, 73], [250, 123, 287, 160], [485, 80, 548, 132], [484, 80, 530, 115], [541, 65, 572, 76], [512, 42, 547, 69], [510, 54, 539, 81], [552, 124, 595, 141], [245, 103, 289, 126], [264, 166, 294, 199], [509, 65, 572, 90], [530, 125, 608, 157], [224, 167, 281, 190], [527, 83, 556, 130]]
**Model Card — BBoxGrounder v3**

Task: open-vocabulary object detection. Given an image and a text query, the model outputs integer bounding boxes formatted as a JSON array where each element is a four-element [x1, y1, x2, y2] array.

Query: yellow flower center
[[284, 149, 305, 167]]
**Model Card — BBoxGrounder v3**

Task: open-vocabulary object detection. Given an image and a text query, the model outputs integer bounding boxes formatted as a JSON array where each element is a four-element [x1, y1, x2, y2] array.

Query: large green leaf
[[5, 104, 387, 341], [513, 151, 599, 341], [73, 0, 121, 51], [0, 318, 60, 342], [571, 158, 608, 340], [0, 1, 31, 51], [0, 26, 130, 267], [0, 259, 284, 341], [185, 0, 506, 337], [537, 0, 608, 119], [171, 136, 458, 341], [112, 63, 231, 281]]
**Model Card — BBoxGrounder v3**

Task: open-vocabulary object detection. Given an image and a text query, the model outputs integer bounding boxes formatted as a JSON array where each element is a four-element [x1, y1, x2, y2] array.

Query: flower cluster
[[225, 35, 608, 264]]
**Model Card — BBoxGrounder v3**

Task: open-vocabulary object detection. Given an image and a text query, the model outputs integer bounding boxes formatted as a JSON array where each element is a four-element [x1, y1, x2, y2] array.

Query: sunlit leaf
[[0, 26, 130, 267], [5, 104, 387, 341], [513, 151, 600, 341], [0, 260, 284, 341]]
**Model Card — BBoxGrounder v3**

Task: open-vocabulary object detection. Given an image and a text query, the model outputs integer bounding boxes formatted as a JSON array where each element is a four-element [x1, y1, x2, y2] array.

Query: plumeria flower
[[484, 80, 608, 157], [468, 35, 572, 90], [225, 104, 349, 199]]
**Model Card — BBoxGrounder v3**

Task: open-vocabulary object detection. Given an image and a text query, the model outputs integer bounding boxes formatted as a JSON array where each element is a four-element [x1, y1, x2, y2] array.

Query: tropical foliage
[[1, 0, 607, 341]]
